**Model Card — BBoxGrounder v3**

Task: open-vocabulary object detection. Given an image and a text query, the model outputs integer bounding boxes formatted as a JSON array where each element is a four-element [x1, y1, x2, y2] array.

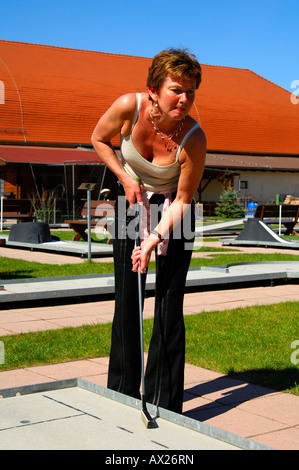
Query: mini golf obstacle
[[0, 219, 246, 259], [0, 228, 113, 258], [195, 218, 245, 235], [221, 218, 299, 249], [0, 379, 271, 450], [3, 237, 113, 258]]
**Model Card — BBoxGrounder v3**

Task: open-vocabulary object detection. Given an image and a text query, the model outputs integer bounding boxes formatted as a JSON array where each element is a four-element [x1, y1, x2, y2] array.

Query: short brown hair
[[147, 48, 202, 93]]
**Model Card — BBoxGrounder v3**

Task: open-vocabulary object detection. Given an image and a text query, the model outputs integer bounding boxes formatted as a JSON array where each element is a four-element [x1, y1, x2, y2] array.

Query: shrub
[[215, 187, 245, 218]]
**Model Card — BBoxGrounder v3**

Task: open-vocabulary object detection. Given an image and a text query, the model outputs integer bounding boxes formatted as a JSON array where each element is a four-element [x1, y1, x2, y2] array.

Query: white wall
[[199, 179, 224, 202], [235, 171, 299, 204], [200, 170, 299, 204]]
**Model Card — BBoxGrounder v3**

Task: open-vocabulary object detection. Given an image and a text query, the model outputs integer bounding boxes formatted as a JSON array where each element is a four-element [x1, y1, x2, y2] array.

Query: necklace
[[149, 112, 185, 151]]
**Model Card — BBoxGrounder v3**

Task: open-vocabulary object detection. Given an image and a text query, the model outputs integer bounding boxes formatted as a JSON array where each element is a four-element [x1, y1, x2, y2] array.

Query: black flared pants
[[107, 187, 194, 413]]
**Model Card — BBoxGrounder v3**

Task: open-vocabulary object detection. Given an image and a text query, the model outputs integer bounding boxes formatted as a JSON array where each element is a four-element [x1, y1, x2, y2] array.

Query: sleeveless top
[[120, 93, 200, 192]]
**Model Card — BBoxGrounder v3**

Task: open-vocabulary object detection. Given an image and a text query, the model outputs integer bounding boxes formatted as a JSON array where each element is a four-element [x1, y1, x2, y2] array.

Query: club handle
[[134, 177, 142, 247]]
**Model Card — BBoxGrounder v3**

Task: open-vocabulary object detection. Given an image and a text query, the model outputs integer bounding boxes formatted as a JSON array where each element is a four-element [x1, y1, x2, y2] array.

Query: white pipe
[[87, 187, 91, 262], [54, 198, 56, 225], [0, 196, 3, 232]]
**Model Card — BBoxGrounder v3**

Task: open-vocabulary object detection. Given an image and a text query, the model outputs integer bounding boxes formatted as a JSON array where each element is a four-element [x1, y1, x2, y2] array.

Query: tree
[[215, 187, 245, 218]]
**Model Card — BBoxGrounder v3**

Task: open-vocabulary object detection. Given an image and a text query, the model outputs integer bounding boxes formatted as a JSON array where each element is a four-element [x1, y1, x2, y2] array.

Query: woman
[[91, 48, 206, 413]]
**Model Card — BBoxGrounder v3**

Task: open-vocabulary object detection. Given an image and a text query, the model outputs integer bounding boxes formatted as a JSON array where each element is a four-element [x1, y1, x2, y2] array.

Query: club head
[[141, 409, 155, 429]]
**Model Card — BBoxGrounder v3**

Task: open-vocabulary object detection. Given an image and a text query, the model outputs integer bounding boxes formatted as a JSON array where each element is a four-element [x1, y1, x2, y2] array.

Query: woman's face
[[150, 75, 197, 122]]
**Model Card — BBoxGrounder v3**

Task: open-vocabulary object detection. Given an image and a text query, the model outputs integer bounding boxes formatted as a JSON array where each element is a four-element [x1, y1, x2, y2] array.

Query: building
[[1, 40, 299, 217]]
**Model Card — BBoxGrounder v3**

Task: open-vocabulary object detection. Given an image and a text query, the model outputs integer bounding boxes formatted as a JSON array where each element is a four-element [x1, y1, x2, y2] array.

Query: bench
[[1, 199, 33, 223], [254, 204, 299, 235], [202, 202, 216, 217], [65, 200, 115, 242]]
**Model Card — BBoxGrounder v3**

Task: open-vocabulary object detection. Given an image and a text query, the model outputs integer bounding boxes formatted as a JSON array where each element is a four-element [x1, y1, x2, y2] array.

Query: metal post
[[87, 184, 91, 262], [72, 165, 75, 220], [78, 183, 96, 262], [53, 197, 56, 225], [0, 196, 3, 232], [279, 204, 282, 236]]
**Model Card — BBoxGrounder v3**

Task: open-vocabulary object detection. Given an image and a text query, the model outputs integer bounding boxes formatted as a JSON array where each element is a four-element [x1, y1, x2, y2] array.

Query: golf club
[[135, 191, 155, 429]]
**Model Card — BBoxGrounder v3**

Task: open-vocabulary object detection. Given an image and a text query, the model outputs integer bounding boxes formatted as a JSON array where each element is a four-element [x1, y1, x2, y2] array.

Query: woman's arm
[[133, 126, 206, 273], [91, 94, 143, 207], [157, 126, 206, 236]]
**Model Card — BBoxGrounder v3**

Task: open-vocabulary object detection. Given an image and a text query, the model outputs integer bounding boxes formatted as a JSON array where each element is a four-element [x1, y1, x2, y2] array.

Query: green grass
[[1, 248, 299, 281], [0, 256, 114, 280], [0, 229, 298, 396], [0, 302, 298, 395], [0, 323, 113, 369], [184, 302, 299, 395], [190, 252, 299, 267]]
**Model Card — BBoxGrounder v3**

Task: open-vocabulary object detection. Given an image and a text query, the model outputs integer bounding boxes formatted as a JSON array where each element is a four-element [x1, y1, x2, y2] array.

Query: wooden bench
[[1, 199, 33, 222], [254, 204, 299, 235], [65, 200, 115, 242], [202, 202, 216, 217]]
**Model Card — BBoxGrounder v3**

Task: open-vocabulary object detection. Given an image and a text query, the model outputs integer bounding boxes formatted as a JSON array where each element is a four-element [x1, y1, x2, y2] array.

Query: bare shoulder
[[189, 118, 206, 147], [180, 119, 206, 163], [99, 93, 139, 137], [111, 93, 138, 118]]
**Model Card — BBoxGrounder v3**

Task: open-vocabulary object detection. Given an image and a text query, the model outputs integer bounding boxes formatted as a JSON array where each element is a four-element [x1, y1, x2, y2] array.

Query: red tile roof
[[0, 40, 298, 155], [0, 145, 102, 165]]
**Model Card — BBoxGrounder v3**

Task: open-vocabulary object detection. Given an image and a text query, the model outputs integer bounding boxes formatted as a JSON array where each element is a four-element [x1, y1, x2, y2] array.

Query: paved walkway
[[0, 242, 299, 449]]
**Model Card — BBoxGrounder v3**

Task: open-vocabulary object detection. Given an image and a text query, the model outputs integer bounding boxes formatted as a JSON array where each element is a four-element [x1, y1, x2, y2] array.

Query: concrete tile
[[185, 402, 286, 439], [26, 360, 108, 381], [89, 357, 109, 366], [252, 426, 299, 450], [49, 315, 111, 328], [0, 312, 36, 323], [184, 376, 278, 407], [0, 327, 12, 336], [24, 307, 88, 320], [239, 392, 299, 426], [82, 374, 108, 387], [184, 365, 224, 385], [68, 302, 112, 315], [0, 368, 53, 390], [0, 320, 61, 335], [183, 393, 222, 414]]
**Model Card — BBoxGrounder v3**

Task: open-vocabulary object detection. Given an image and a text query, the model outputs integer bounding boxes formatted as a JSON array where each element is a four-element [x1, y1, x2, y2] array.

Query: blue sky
[[1, 0, 298, 92]]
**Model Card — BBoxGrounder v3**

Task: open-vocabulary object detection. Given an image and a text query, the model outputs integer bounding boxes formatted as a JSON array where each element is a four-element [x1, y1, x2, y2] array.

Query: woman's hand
[[131, 246, 141, 273], [131, 237, 158, 274], [122, 175, 143, 208]]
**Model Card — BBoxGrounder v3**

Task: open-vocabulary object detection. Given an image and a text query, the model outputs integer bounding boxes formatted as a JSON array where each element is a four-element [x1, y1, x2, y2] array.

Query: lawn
[[0, 230, 298, 396], [1, 251, 299, 280], [0, 302, 298, 395]]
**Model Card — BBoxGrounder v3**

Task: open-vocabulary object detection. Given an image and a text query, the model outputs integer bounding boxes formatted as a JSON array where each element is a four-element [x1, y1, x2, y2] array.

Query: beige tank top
[[120, 93, 200, 192]]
